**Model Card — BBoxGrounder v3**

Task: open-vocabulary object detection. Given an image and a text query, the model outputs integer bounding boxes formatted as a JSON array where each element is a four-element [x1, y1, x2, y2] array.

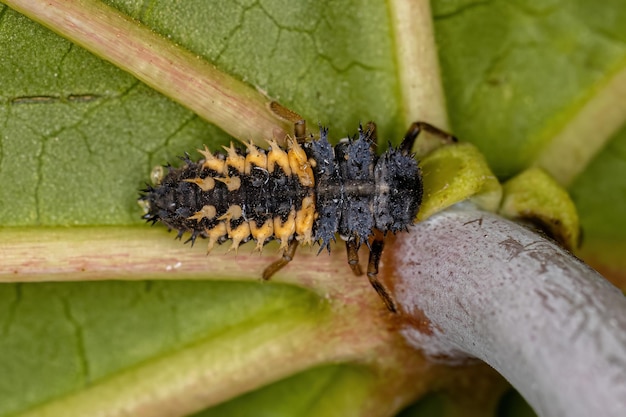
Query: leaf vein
[[60, 295, 91, 384]]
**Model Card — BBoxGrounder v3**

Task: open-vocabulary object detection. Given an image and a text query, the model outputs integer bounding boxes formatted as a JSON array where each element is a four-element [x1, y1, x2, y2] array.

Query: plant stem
[[0, 226, 462, 417], [388, 204, 626, 417], [388, 0, 450, 131], [534, 64, 626, 186], [3, 0, 295, 142]]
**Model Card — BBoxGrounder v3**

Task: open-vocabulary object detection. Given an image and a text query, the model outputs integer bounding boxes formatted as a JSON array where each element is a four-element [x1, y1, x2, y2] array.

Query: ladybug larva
[[140, 120, 455, 312]]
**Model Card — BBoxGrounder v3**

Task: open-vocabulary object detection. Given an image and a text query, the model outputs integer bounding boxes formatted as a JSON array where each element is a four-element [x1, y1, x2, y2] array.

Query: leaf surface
[[0, 0, 625, 416]]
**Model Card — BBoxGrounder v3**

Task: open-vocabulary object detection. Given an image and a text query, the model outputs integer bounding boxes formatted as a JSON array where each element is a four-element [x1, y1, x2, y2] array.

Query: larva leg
[[262, 239, 299, 280], [346, 239, 363, 276], [363, 121, 378, 153], [400, 121, 458, 154], [294, 119, 306, 143], [366, 231, 398, 313]]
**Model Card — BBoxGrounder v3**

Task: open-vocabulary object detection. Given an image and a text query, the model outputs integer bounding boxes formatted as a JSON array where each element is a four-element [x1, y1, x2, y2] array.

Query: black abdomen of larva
[[144, 159, 210, 237], [143, 151, 310, 244]]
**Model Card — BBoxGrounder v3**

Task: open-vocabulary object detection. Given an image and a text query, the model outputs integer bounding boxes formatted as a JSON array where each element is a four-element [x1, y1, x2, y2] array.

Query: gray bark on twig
[[391, 205, 626, 417]]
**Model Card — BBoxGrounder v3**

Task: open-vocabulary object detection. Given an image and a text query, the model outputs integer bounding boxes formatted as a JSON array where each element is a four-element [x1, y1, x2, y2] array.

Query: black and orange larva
[[140, 121, 455, 312]]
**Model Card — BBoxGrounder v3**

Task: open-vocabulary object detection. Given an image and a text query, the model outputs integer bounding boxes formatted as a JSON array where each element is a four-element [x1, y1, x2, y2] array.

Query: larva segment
[[215, 205, 249, 252], [215, 176, 241, 191], [228, 221, 251, 253], [205, 222, 227, 253], [184, 176, 216, 191], [295, 195, 316, 245], [250, 218, 274, 252], [287, 138, 314, 187], [266, 138, 291, 175], [188, 205, 217, 222], [245, 141, 268, 174], [198, 146, 226, 173], [223, 143, 246, 172], [218, 205, 242, 221], [274, 210, 296, 250]]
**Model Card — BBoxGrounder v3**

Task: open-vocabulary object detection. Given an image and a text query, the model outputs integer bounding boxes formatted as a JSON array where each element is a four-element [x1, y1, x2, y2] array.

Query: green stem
[[3, 0, 295, 142], [534, 60, 626, 186], [388, 0, 450, 132], [0, 228, 445, 417]]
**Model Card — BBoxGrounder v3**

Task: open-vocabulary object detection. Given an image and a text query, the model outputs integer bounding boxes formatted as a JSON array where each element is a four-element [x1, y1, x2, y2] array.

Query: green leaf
[[0, 281, 326, 416], [569, 126, 626, 287], [432, 0, 626, 285], [1, 0, 625, 416], [193, 365, 377, 417], [433, 0, 626, 178]]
